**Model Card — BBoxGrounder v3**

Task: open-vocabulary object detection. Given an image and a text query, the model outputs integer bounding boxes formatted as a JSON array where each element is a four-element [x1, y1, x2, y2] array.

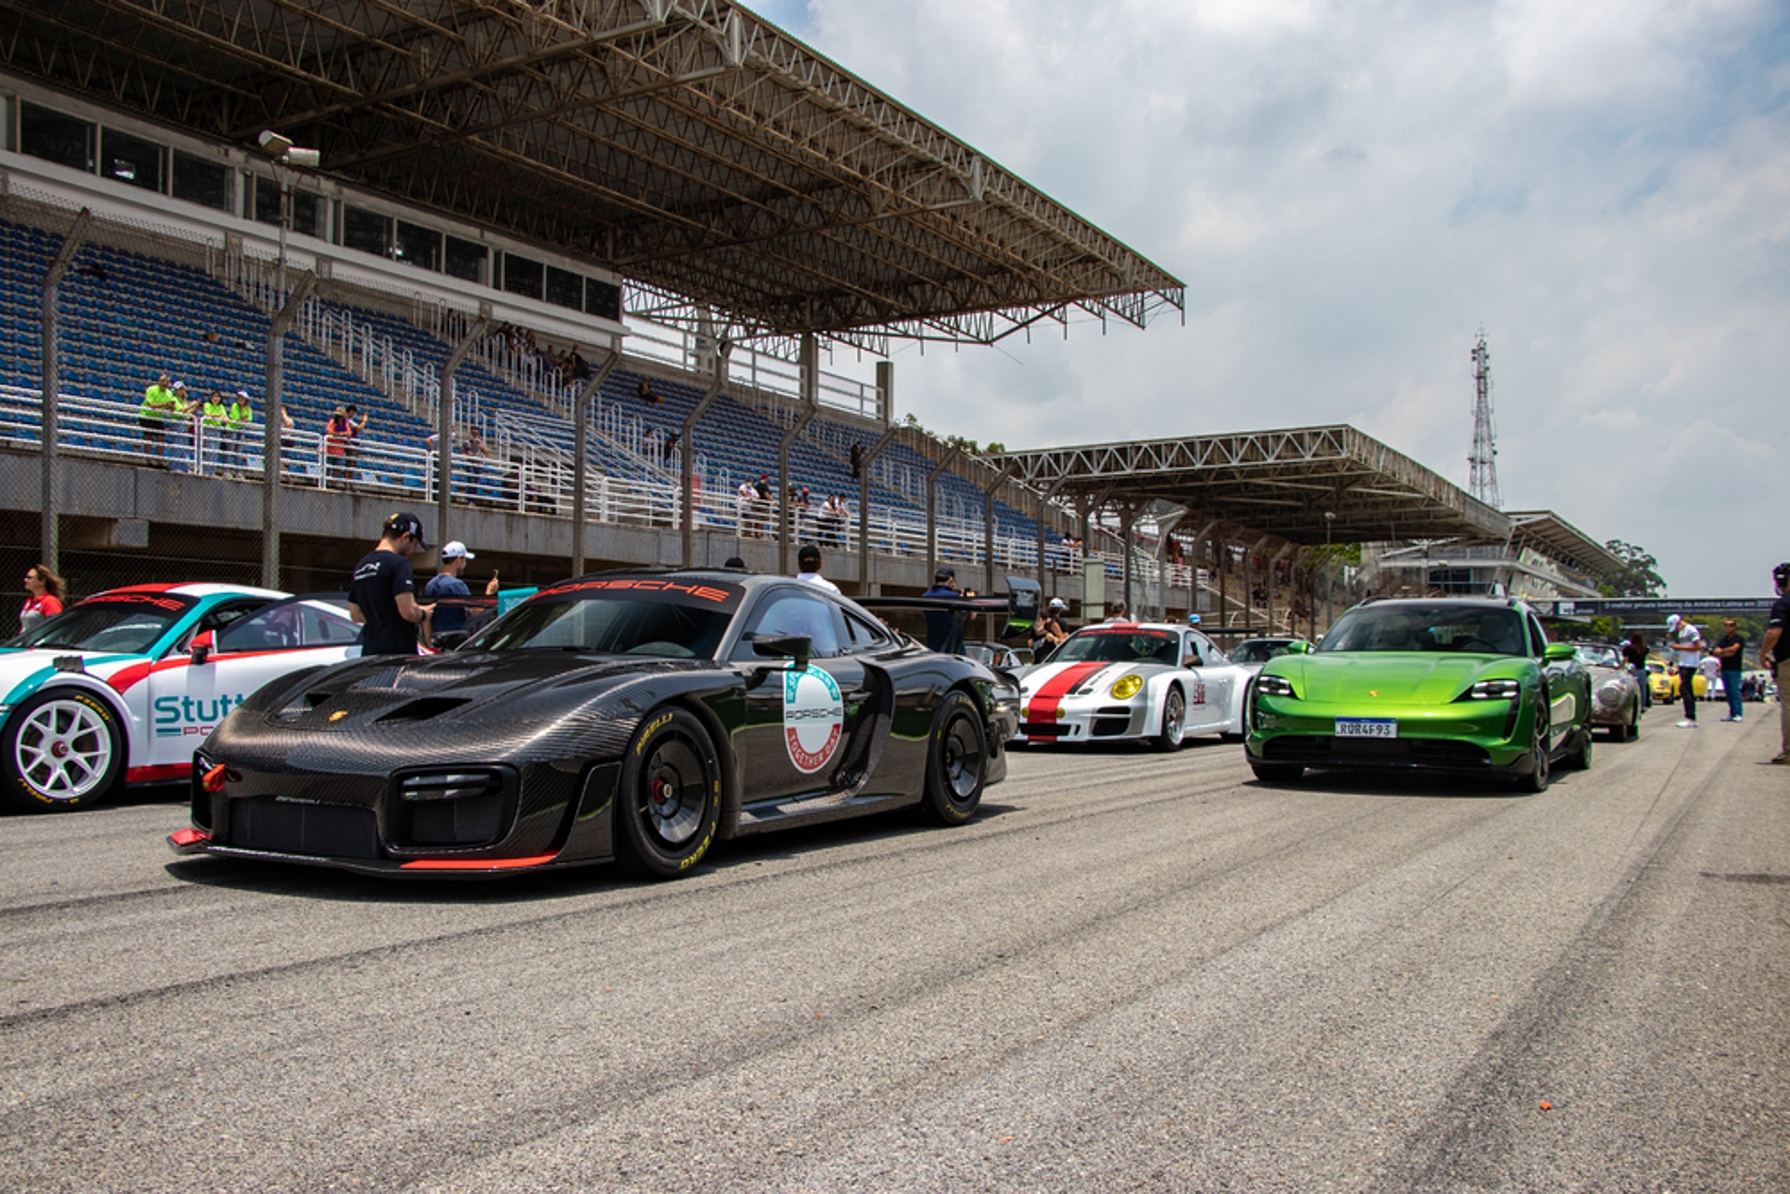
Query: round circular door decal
[[783, 665, 844, 774]]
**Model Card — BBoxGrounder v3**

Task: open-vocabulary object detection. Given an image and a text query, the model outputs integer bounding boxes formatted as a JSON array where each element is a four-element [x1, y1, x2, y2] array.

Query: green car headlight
[[1465, 678, 1521, 700], [1257, 674, 1297, 699], [1110, 673, 1144, 700]]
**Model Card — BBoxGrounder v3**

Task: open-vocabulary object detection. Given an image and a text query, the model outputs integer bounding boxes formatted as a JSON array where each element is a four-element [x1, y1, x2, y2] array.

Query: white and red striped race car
[[1014, 621, 1250, 749], [1, 584, 361, 812]]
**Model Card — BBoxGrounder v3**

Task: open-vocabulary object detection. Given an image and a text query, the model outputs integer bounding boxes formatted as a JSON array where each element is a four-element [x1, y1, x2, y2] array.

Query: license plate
[[1335, 717, 1397, 739]]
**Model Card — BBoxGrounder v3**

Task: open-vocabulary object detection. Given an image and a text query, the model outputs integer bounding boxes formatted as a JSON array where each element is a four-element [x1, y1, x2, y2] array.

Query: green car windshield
[[1318, 604, 1529, 656]]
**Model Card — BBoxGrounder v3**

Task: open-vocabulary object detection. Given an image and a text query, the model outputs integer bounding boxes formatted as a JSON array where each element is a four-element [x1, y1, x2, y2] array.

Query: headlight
[[1257, 674, 1297, 699], [1110, 674, 1143, 700], [1596, 679, 1626, 707], [1466, 679, 1521, 700]]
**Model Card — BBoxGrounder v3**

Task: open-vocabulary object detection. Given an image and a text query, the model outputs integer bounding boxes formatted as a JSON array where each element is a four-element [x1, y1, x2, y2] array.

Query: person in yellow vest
[[199, 390, 231, 475], [138, 373, 183, 467], [225, 389, 255, 477]]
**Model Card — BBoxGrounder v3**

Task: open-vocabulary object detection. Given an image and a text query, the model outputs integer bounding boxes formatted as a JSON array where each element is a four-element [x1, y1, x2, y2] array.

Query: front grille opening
[[390, 767, 516, 850]]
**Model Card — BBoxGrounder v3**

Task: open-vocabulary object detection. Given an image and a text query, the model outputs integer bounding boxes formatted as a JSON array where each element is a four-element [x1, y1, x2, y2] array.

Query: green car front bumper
[[1247, 694, 1540, 775]]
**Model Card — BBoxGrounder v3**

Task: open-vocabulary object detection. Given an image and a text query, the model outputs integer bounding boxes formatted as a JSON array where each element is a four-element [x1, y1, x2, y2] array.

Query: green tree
[[1601, 539, 1666, 598]]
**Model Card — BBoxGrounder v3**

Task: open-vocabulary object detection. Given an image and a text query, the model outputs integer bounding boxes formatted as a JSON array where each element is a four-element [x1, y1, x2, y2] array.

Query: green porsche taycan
[[1245, 597, 1592, 791]]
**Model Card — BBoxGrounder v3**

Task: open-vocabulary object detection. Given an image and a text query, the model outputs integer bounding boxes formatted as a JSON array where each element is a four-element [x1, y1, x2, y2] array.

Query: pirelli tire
[[615, 707, 722, 879], [919, 690, 986, 826], [3, 688, 125, 813]]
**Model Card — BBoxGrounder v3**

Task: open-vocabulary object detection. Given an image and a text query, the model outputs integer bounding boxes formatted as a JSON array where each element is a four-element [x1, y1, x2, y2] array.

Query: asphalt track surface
[[4, 704, 1788, 1193]]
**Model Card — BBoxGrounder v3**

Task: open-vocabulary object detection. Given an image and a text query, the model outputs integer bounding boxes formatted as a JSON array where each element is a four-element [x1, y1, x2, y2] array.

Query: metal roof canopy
[[990, 425, 1511, 545], [1505, 510, 1622, 578], [0, 0, 1183, 351]]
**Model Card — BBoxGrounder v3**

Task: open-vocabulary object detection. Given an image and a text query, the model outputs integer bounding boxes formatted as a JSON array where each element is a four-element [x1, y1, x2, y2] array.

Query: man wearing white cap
[[423, 540, 500, 647], [1666, 612, 1704, 727]]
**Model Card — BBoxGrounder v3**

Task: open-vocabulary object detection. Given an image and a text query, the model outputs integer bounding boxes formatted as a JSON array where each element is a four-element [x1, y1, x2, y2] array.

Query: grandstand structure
[[1, 0, 1614, 639]]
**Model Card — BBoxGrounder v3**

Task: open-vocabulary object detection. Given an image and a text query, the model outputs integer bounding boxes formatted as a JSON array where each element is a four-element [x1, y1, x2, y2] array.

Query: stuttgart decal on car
[[783, 665, 844, 774]]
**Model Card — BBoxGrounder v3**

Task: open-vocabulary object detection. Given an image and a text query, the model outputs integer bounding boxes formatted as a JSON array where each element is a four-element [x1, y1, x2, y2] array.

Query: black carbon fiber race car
[[168, 570, 1019, 879]]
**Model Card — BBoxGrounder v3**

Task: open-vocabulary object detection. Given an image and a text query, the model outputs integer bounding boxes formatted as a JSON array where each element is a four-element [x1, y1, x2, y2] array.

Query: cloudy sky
[[740, 0, 1787, 597]]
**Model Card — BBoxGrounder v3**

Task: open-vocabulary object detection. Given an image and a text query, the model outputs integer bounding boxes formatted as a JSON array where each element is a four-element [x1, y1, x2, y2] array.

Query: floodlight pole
[[38, 209, 92, 576]]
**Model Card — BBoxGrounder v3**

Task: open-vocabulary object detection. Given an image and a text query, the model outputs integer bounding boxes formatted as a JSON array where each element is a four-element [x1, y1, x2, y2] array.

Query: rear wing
[[857, 577, 1040, 654]]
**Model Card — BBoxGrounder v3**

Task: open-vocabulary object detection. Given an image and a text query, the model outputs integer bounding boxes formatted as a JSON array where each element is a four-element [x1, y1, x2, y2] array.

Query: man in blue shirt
[[423, 540, 499, 647], [922, 566, 961, 653]]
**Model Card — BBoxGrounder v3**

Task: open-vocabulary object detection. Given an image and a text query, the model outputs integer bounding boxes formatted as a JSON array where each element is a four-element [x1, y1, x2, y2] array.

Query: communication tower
[[1468, 330, 1501, 508]]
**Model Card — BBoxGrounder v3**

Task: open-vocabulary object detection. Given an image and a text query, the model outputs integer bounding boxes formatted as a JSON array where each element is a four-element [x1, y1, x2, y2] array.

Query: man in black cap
[[795, 543, 840, 593], [348, 512, 436, 655], [921, 566, 960, 652]]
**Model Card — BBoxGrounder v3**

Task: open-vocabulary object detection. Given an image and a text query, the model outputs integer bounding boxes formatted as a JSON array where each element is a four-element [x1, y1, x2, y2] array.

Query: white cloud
[[752, 0, 1790, 594]]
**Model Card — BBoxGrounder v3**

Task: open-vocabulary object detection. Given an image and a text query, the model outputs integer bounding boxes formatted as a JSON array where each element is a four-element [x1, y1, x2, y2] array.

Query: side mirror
[[189, 630, 215, 665], [1543, 643, 1576, 661], [1286, 641, 1312, 655], [752, 633, 812, 673]]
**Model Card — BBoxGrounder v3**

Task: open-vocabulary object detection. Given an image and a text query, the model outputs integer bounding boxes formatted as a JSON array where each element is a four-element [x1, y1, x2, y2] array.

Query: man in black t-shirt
[[1712, 618, 1746, 722], [1763, 562, 1790, 764], [348, 512, 436, 655]]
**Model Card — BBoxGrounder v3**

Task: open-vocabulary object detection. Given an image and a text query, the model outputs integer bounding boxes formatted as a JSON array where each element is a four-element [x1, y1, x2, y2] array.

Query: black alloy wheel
[[616, 707, 722, 879], [919, 691, 986, 826]]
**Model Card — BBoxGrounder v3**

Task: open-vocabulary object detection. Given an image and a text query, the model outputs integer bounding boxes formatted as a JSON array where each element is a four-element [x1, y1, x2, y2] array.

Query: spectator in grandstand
[[461, 428, 487, 458], [736, 477, 759, 537], [225, 390, 255, 477], [20, 563, 66, 635], [323, 407, 352, 489], [1105, 600, 1130, 623], [348, 512, 435, 656], [796, 544, 840, 594], [423, 540, 500, 648], [790, 486, 812, 537], [198, 390, 230, 475], [569, 349, 591, 383], [661, 430, 680, 466], [849, 441, 865, 479], [753, 473, 774, 537], [922, 567, 960, 652], [137, 374, 181, 468], [638, 377, 661, 404], [821, 494, 848, 548], [344, 405, 370, 487]]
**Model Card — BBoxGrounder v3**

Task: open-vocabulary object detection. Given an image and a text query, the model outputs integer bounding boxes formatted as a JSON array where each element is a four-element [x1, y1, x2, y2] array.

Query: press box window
[[252, 177, 323, 238], [19, 102, 94, 172], [395, 221, 441, 271], [100, 128, 164, 192], [585, 279, 622, 321], [445, 235, 487, 285], [171, 151, 231, 212], [342, 206, 393, 257], [545, 265, 583, 311], [501, 253, 543, 300]]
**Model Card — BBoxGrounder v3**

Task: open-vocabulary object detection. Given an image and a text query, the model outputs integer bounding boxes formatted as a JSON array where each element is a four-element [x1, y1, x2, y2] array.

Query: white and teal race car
[[2, 583, 361, 813]]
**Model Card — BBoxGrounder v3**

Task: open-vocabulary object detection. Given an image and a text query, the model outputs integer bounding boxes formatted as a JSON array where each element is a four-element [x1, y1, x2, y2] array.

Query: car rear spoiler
[[857, 578, 1040, 654]]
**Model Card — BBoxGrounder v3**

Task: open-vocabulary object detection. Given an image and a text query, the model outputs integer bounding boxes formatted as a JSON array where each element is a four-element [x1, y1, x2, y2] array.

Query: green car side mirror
[[1286, 641, 1312, 655], [1543, 643, 1576, 661]]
